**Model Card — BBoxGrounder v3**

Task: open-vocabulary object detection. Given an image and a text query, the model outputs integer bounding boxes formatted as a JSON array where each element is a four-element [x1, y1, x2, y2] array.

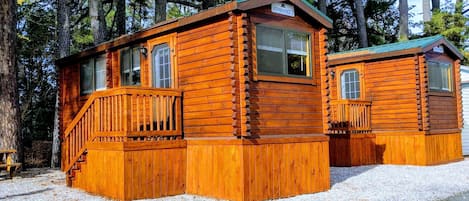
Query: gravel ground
[[0, 158, 468, 201]]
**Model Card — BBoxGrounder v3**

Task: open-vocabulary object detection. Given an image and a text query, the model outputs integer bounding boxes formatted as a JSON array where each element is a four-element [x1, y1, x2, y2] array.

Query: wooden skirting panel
[[425, 132, 463, 165], [375, 131, 463, 165], [72, 141, 186, 200], [375, 132, 427, 165], [186, 136, 330, 201], [328, 134, 376, 167]]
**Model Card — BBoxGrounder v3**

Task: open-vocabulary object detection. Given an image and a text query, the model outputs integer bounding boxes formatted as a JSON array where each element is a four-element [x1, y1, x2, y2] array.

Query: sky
[[407, 0, 457, 33]]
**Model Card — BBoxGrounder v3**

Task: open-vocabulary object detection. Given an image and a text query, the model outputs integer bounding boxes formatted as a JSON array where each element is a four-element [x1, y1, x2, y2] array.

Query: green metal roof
[[329, 35, 463, 60]]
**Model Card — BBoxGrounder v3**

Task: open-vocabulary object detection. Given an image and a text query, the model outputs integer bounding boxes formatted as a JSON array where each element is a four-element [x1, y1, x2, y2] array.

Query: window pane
[[80, 60, 93, 95], [132, 48, 141, 85], [428, 61, 452, 92], [152, 44, 171, 88], [95, 55, 107, 90], [121, 49, 131, 86], [257, 26, 284, 74], [287, 32, 309, 76], [341, 70, 360, 99]]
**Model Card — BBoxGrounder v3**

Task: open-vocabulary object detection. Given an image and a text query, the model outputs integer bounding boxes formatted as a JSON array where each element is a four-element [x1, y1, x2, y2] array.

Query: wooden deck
[[329, 100, 372, 134]]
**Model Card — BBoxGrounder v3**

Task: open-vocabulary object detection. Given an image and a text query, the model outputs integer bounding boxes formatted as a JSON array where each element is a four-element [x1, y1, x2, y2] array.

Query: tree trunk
[[0, 0, 22, 163], [116, 0, 126, 36], [89, 0, 107, 45], [318, 0, 327, 15], [423, 0, 431, 22], [53, 0, 70, 168], [155, 0, 167, 23], [432, 0, 440, 12], [354, 0, 368, 48], [399, 0, 409, 41]]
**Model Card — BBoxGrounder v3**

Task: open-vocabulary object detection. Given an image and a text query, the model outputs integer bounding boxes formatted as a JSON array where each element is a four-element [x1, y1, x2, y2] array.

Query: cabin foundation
[[186, 136, 330, 201], [70, 141, 186, 200]]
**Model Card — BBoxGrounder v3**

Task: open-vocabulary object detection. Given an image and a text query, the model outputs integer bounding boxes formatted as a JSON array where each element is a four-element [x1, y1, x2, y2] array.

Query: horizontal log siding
[[428, 96, 458, 129], [365, 57, 420, 130], [177, 19, 234, 137]]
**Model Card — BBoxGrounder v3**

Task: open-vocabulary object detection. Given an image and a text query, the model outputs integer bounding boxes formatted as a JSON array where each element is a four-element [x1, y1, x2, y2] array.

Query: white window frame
[[340, 69, 360, 99]]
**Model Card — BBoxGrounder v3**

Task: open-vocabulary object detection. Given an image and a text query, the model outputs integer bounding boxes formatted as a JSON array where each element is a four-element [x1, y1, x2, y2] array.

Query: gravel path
[[1, 158, 468, 201]]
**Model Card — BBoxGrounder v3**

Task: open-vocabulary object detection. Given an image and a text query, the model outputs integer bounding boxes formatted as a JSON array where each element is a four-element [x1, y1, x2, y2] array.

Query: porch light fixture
[[330, 70, 335, 79], [139, 47, 148, 57]]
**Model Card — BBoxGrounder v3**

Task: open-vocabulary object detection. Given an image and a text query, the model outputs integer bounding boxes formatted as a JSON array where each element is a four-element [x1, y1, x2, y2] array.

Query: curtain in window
[[95, 55, 107, 90], [286, 32, 309, 76], [152, 44, 171, 88]]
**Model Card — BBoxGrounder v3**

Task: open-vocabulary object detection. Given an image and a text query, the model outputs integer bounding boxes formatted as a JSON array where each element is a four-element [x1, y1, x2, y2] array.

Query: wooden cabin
[[326, 35, 464, 166], [56, 1, 332, 200], [460, 65, 469, 156]]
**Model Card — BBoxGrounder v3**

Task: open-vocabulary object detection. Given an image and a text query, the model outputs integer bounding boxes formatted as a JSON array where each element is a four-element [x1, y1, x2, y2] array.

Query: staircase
[[61, 87, 183, 184]]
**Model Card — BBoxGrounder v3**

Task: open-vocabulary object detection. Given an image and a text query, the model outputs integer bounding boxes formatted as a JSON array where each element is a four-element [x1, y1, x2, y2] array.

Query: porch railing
[[329, 99, 371, 134], [62, 87, 182, 172]]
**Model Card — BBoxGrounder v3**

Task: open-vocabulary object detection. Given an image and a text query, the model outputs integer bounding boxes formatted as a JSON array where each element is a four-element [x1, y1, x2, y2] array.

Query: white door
[[461, 84, 469, 155]]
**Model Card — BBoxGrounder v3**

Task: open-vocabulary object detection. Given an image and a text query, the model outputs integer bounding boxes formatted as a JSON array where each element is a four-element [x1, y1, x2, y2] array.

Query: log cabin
[[56, 1, 332, 200], [326, 35, 465, 166]]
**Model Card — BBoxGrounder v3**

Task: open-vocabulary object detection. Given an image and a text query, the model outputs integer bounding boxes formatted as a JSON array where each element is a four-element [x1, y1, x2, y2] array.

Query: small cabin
[[56, 1, 332, 201], [326, 35, 464, 166], [460, 65, 469, 155]]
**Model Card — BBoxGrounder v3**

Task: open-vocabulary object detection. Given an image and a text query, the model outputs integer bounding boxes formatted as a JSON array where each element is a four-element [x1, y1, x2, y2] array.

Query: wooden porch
[[329, 99, 372, 134], [61, 87, 185, 199]]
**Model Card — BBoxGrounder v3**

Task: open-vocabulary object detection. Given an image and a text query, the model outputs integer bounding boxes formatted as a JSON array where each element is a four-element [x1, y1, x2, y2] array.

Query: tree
[[354, 0, 368, 47], [116, 0, 126, 36], [432, 0, 440, 12], [423, 0, 431, 22], [0, 0, 22, 162], [399, 0, 409, 40], [89, 0, 107, 45], [318, 0, 327, 14], [155, 0, 167, 23], [52, 0, 71, 168]]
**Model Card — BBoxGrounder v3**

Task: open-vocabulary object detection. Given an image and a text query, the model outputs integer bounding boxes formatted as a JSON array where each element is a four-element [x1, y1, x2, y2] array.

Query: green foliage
[[424, 1, 469, 64], [16, 0, 57, 146], [327, 0, 399, 52]]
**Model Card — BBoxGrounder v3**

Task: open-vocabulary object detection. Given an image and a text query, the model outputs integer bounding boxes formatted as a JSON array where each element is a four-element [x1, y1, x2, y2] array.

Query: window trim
[[80, 54, 107, 96], [427, 60, 454, 94], [335, 63, 365, 100], [254, 24, 314, 84], [147, 33, 178, 89], [120, 46, 142, 86]]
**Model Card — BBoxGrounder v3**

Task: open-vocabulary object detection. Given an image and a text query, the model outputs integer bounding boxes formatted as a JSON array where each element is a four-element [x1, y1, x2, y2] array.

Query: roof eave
[[328, 48, 422, 66]]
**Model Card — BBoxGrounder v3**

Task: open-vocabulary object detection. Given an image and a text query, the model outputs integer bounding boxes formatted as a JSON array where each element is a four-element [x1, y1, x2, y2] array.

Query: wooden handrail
[[62, 87, 182, 172], [330, 99, 372, 134]]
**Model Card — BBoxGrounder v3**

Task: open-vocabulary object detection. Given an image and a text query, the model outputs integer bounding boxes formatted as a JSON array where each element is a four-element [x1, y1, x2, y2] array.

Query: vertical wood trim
[[237, 13, 251, 137], [229, 12, 239, 136], [319, 28, 330, 134], [414, 55, 423, 130], [454, 59, 463, 129], [418, 54, 430, 131], [106, 51, 113, 89]]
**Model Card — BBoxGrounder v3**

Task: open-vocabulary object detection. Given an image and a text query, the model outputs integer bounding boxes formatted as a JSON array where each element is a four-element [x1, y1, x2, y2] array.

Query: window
[[152, 44, 171, 88], [80, 54, 106, 95], [428, 61, 453, 92], [256, 25, 311, 77], [121, 47, 141, 86], [341, 69, 360, 99]]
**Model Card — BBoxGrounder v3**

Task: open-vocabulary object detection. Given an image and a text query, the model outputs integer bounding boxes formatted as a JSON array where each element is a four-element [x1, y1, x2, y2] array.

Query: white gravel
[[1, 158, 468, 201]]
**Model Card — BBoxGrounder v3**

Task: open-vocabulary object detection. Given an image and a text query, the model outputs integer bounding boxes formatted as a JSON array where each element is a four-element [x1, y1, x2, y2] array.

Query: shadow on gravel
[[439, 191, 469, 201], [330, 165, 377, 186], [0, 188, 52, 200], [0, 168, 58, 180]]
